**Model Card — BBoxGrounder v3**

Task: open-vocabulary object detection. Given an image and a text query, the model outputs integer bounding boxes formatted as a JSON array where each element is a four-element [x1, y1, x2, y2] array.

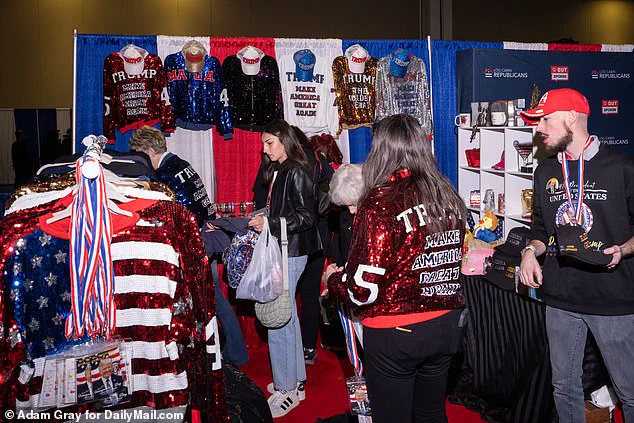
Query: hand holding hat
[[603, 244, 625, 269]]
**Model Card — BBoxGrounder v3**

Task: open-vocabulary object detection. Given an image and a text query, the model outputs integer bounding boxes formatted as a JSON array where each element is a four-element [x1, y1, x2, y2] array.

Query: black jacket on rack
[[267, 160, 322, 257]]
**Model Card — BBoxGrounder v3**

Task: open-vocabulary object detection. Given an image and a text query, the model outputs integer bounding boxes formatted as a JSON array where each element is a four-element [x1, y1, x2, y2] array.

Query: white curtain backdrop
[[157, 36, 217, 202], [56, 109, 71, 137]]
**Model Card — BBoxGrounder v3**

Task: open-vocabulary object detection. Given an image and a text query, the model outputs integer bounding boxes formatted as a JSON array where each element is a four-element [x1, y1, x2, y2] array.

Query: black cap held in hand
[[555, 225, 612, 266]]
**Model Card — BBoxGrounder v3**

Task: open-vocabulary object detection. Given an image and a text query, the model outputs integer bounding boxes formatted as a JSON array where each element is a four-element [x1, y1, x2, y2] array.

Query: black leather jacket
[[268, 160, 322, 257]]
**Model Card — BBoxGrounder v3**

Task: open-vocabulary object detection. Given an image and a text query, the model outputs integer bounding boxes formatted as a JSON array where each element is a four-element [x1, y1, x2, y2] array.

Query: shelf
[[460, 166, 481, 172], [506, 214, 532, 223], [458, 126, 533, 131], [481, 168, 505, 175], [505, 170, 533, 178], [466, 206, 480, 213]]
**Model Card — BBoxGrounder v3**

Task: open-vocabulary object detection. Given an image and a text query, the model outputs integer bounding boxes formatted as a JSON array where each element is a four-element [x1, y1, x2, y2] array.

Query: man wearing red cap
[[519, 88, 634, 422]]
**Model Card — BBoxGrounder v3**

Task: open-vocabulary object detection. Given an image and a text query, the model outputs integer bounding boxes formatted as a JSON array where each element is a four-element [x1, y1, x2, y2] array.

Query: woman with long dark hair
[[324, 114, 467, 423], [248, 119, 321, 418]]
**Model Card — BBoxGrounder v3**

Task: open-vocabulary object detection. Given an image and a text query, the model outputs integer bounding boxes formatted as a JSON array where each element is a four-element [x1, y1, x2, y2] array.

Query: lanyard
[[560, 136, 591, 225], [338, 303, 363, 377]]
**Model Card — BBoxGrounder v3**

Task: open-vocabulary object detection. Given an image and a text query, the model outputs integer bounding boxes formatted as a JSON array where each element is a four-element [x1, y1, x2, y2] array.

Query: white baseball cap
[[237, 46, 265, 76], [345, 44, 369, 74], [119, 45, 146, 76]]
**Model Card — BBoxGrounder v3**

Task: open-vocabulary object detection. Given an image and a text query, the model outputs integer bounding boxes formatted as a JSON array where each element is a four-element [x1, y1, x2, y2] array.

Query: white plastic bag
[[236, 218, 284, 302]]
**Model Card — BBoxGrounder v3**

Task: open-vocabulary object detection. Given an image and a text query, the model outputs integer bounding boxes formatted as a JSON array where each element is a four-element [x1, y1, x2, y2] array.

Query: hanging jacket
[[164, 52, 233, 138], [222, 54, 283, 132], [103, 47, 175, 141]]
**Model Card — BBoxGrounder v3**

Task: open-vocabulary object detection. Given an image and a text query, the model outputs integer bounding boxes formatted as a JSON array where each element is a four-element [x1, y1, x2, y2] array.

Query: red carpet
[[240, 344, 486, 423]]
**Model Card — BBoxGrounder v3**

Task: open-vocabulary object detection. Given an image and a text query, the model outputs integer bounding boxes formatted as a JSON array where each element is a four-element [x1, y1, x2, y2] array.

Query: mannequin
[[237, 46, 264, 75], [181, 40, 207, 73]]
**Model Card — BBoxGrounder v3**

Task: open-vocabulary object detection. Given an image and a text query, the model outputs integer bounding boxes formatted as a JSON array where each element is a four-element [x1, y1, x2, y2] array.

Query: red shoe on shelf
[[492, 151, 505, 170]]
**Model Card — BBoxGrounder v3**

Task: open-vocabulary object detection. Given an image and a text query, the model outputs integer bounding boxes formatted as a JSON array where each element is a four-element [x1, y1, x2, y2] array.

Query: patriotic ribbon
[[560, 136, 592, 225], [338, 303, 363, 377], [65, 155, 116, 339]]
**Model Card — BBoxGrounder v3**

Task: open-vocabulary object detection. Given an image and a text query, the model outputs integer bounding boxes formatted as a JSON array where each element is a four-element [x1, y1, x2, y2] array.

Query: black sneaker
[[304, 348, 316, 365]]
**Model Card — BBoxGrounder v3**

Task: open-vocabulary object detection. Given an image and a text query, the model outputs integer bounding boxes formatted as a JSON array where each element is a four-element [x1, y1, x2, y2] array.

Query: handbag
[[223, 230, 259, 288], [465, 148, 481, 167], [255, 217, 292, 329]]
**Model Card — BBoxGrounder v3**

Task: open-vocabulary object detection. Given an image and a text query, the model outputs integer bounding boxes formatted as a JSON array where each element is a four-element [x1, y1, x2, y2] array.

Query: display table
[[451, 276, 615, 423], [451, 275, 558, 423]]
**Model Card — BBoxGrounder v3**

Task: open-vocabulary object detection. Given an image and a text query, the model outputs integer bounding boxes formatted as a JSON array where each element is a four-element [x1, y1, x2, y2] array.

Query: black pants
[[297, 250, 326, 350], [364, 309, 465, 423]]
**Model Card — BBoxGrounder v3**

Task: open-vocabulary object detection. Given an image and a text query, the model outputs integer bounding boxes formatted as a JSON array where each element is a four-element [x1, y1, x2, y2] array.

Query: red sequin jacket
[[103, 52, 175, 141], [327, 178, 465, 318]]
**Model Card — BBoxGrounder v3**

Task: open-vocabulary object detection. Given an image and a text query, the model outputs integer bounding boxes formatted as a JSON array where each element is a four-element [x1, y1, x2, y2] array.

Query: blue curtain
[[342, 40, 431, 164], [75, 34, 157, 153], [431, 40, 502, 185], [14, 109, 40, 165], [38, 109, 57, 157]]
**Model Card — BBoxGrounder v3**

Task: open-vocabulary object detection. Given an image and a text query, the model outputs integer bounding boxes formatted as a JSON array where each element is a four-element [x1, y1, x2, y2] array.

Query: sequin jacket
[[0, 200, 227, 421], [328, 179, 465, 318], [332, 56, 378, 134], [375, 55, 432, 133], [164, 52, 233, 138], [222, 55, 283, 132], [103, 53, 175, 141], [155, 153, 214, 227]]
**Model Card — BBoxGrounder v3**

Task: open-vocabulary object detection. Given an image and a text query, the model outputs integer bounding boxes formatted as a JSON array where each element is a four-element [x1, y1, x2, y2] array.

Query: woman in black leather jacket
[[248, 119, 321, 418]]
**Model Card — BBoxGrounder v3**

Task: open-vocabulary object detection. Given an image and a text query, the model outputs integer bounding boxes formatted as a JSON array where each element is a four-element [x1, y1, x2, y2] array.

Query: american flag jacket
[[0, 199, 227, 422]]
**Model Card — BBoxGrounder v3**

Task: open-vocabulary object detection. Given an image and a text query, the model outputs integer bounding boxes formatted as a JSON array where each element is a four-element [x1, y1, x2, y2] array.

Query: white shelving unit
[[457, 126, 536, 240]]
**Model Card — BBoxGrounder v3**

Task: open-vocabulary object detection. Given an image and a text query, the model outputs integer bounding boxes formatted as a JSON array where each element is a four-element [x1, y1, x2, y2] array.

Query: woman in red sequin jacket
[[325, 114, 467, 423]]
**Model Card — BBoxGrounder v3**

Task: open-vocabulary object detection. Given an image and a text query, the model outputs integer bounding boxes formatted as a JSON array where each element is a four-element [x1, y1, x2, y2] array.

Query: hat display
[[120, 45, 146, 76], [520, 88, 590, 123], [293, 49, 316, 82], [389, 48, 411, 78], [484, 250, 519, 291], [237, 46, 265, 76], [555, 225, 612, 266], [345, 44, 369, 74], [495, 227, 529, 256], [483, 227, 531, 290], [182, 40, 208, 73]]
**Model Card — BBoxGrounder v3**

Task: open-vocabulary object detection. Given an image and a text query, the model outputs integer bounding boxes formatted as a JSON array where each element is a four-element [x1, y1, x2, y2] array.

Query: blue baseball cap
[[390, 48, 411, 78], [293, 49, 316, 82]]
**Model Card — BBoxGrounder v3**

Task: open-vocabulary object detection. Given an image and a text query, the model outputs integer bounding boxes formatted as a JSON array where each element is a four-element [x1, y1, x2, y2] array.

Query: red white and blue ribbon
[[560, 136, 592, 225], [65, 156, 116, 339], [338, 303, 363, 377]]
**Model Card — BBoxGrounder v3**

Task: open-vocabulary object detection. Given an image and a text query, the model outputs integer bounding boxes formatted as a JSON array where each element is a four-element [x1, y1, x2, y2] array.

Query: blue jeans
[[212, 261, 248, 365], [268, 255, 308, 391], [546, 306, 634, 423]]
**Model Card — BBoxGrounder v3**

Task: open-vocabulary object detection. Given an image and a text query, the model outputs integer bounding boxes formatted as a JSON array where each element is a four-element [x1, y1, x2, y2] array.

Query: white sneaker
[[267, 388, 302, 418], [266, 381, 305, 401]]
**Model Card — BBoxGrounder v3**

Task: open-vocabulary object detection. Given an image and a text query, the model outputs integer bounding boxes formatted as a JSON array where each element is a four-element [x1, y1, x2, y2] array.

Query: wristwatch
[[521, 245, 537, 256]]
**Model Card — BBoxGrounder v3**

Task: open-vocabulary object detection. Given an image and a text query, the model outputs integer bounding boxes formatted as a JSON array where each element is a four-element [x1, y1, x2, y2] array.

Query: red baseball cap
[[520, 88, 590, 124]]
